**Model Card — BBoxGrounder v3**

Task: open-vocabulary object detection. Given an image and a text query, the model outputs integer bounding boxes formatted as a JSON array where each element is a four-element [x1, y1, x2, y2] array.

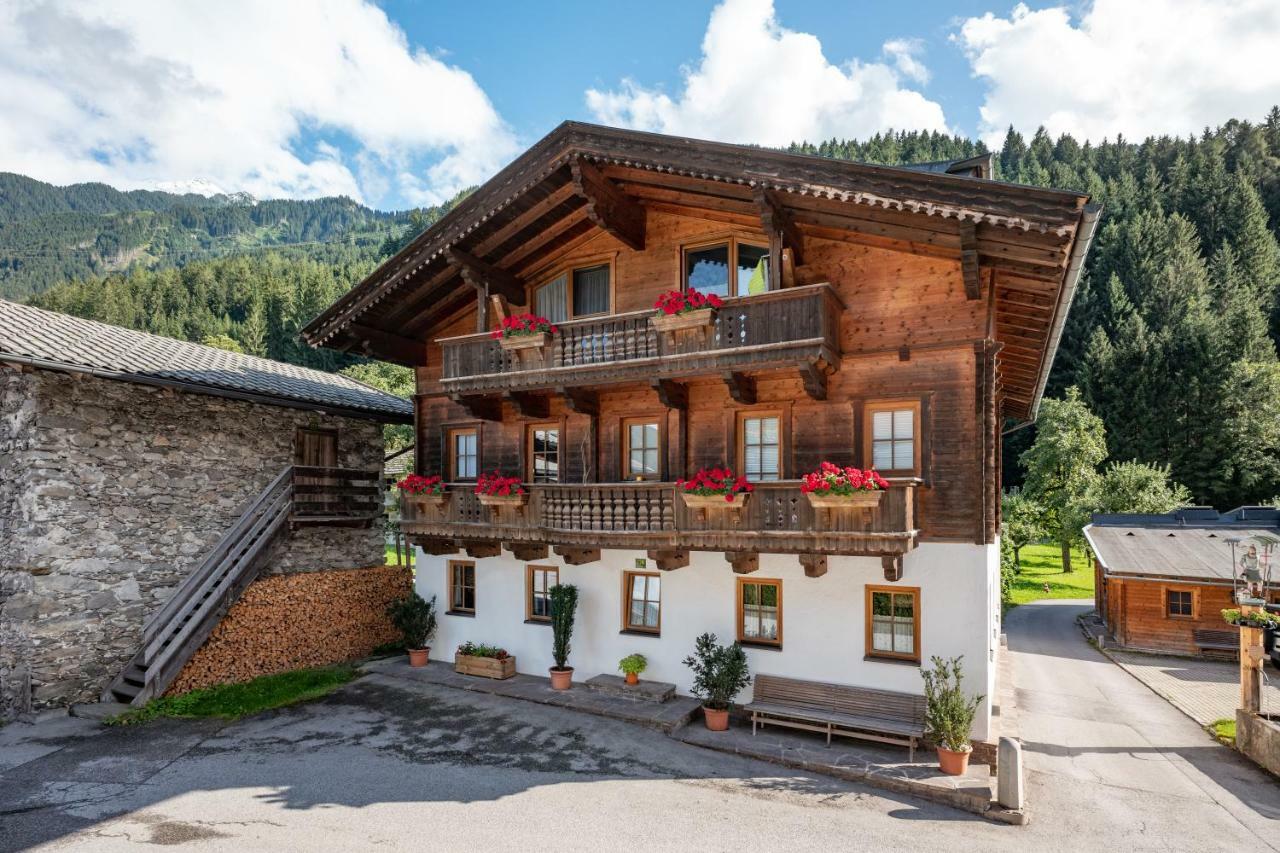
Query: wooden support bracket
[[505, 542, 549, 561], [502, 392, 550, 420], [571, 157, 645, 250], [727, 551, 759, 574], [446, 246, 527, 304], [450, 394, 503, 422], [754, 186, 805, 289], [651, 378, 688, 411], [463, 540, 502, 559], [557, 387, 599, 416], [415, 537, 459, 556], [647, 549, 690, 571], [881, 554, 904, 582], [348, 323, 427, 367], [799, 554, 828, 578], [799, 361, 828, 401], [959, 222, 981, 301], [553, 545, 601, 565], [722, 371, 757, 405]]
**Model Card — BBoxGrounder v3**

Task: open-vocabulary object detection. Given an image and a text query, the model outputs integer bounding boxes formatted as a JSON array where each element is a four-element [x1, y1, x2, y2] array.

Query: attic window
[[1208, 533, 1218, 538], [1125, 531, 1135, 536], [1166, 532, 1176, 537]]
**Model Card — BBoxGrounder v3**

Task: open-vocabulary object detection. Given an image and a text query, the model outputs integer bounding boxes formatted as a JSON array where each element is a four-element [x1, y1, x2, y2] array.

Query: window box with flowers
[[800, 463, 889, 510], [396, 474, 448, 516], [493, 313, 558, 354], [650, 287, 724, 334], [474, 470, 527, 508], [454, 641, 517, 679], [676, 467, 753, 510]]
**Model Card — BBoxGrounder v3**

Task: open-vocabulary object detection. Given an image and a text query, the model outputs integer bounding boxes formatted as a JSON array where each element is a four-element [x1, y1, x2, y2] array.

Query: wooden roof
[[302, 121, 1099, 420]]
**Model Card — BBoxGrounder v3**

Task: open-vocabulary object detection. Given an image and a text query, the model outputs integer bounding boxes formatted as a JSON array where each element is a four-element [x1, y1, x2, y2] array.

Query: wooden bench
[[744, 674, 926, 760], [1193, 628, 1238, 654]]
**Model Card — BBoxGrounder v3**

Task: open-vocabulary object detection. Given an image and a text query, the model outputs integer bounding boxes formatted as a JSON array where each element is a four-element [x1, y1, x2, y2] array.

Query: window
[[527, 565, 558, 622], [534, 274, 568, 324], [738, 578, 782, 646], [738, 413, 781, 482], [1166, 588, 1194, 618], [683, 238, 771, 298], [866, 401, 920, 475], [448, 427, 478, 481], [623, 418, 661, 480], [572, 264, 611, 316], [528, 424, 560, 483], [866, 586, 920, 662], [448, 561, 476, 615], [623, 571, 661, 634]]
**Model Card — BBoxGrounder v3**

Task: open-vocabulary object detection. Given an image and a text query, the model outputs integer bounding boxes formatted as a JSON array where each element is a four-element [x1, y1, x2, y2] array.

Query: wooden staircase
[[103, 466, 381, 706]]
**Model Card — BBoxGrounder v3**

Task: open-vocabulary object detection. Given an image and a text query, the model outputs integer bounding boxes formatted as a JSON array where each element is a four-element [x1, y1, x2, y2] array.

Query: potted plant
[[454, 641, 516, 679], [1223, 608, 1280, 628], [650, 287, 724, 333], [676, 467, 753, 510], [396, 473, 447, 518], [619, 653, 648, 686], [549, 583, 579, 689], [682, 632, 750, 731], [800, 463, 889, 509], [921, 655, 983, 775], [386, 592, 437, 667], [474, 470, 527, 508], [492, 313, 558, 353]]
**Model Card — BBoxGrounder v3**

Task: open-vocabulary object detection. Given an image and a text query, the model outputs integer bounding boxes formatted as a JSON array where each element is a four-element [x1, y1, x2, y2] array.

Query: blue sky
[[2, 0, 1278, 210]]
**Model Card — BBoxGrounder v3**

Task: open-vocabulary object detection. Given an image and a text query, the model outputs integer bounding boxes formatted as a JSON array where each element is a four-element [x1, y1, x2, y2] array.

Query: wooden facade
[[304, 122, 1099, 572]]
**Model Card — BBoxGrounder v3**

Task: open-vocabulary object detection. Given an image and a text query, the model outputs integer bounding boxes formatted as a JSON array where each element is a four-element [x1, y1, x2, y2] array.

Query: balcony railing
[[400, 479, 917, 558], [438, 283, 843, 395]]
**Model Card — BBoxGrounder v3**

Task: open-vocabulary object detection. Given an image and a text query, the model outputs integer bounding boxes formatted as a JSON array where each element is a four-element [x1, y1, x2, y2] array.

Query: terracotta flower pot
[[936, 746, 972, 776], [702, 706, 730, 731], [549, 666, 574, 690], [625, 672, 639, 686], [408, 647, 430, 667]]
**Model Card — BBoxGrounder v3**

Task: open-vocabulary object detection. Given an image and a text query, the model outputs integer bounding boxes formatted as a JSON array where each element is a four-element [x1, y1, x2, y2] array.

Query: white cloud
[[585, 0, 948, 146], [0, 0, 517, 206], [956, 0, 1280, 147]]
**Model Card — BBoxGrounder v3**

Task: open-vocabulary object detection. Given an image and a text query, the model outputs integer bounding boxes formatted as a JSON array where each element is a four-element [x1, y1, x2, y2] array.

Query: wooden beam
[[727, 551, 759, 574], [800, 362, 828, 401], [505, 542, 549, 561], [446, 246, 526, 305], [414, 537, 459, 556], [799, 554, 828, 578], [502, 392, 550, 420], [959, 222, 982, 300], [463, 540, 502, 559], [557, 387, 599, 416], [570, 157, 645, 250], [347, 323, 427, 366], [651, 378, 687, 411], [472, 182, 578, 256], [553, 546, 601, 565], [882, 554, 904, 582], [723, 371, 756, 405], [647, 549, 690, 571], [754, 187, 805, 282], [504, 207, 593, 271], [450, 394, 502, 421]]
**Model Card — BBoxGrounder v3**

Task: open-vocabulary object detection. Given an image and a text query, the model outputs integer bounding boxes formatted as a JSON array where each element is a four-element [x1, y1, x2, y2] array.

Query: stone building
[[0, 300, 413, 719]]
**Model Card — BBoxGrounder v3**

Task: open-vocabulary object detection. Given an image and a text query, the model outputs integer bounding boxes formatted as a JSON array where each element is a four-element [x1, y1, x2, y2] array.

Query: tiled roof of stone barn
[[0, 299, 413, 422]]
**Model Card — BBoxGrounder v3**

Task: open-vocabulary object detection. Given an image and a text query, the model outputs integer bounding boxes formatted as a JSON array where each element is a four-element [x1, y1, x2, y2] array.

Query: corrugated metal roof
[[1085, 523, 1279, 581], [0, 299, 413, 422]]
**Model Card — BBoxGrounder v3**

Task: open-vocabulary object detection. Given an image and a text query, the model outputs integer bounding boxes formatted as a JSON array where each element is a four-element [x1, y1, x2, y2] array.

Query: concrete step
[[69, 702, 132, 722], [583, 674, 675, 704]]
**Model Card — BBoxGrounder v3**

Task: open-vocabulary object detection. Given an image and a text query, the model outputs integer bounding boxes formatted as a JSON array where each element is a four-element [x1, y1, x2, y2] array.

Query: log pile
[[167, 564, 411, 695]]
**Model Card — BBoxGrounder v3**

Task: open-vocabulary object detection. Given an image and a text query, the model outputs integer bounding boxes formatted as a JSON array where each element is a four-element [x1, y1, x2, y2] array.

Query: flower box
[[477, 492, 527, 508], [455, 652, 516, 679], [806, 490, 883, 510], [499, 331, 548, 352], [651, 307, 714, 334], [681, 491, 750, 510]]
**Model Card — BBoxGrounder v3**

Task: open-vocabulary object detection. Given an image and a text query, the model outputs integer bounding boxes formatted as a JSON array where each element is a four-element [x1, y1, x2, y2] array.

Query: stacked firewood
[[168, 565, 411, 695]]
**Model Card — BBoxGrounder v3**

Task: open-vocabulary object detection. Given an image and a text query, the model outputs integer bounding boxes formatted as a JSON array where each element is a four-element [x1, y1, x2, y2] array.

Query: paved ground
[[1106, 648, 1280, 726], [1, 601, 1277, 852]]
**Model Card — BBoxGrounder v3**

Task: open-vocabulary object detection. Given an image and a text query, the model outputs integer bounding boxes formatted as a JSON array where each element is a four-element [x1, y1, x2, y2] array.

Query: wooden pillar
[[1241, 603, 1264, 715]]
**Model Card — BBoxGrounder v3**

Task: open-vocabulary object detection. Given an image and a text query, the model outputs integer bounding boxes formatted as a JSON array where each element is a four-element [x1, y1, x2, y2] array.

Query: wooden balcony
[[438, 283, 843, 398], [401, 480, 919, 576]]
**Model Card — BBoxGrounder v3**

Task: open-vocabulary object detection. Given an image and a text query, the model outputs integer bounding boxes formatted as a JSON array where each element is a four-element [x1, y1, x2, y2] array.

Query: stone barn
[[0, 300, 414, 719]]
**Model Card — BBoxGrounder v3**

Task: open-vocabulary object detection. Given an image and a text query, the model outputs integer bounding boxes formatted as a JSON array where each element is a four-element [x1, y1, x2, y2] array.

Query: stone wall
[[168, 565, 410, 694], [0, 365, 388, 718]]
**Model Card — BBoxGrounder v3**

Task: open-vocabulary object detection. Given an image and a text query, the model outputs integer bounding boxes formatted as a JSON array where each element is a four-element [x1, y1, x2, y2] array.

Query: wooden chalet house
[[304, 122, 1099, 740]]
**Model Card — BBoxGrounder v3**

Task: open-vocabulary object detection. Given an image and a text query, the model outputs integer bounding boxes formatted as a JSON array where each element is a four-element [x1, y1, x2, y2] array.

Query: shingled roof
[[0, 300, 413, 422]]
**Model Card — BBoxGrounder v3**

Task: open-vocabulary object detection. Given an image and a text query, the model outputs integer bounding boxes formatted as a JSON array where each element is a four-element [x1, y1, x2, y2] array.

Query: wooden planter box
[[806, 490, 884, 510], [681, 491, 750, 510], [499, 332, 548, 352], [477, 492, 527, 508], [651, 308, 714, 334], [455, 653, 516, 679]]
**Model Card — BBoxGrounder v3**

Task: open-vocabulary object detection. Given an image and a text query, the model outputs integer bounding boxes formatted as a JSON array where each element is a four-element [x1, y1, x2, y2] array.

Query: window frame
[[525, 421, 563, 484], [526, 564, 559, 623], [863, 399, 922, 477], [621, 416, 664, 481], [526, 254, 617, 321], [1163, 585, 1197, 620], [447, 560, 477, 616], [622, 571, 662, 635], [446, 426, 479, 482], [865, 585, 921, 663], [735, 409, 784, 483], [681, 235, 773, 298], [736, 577, 783, 648]]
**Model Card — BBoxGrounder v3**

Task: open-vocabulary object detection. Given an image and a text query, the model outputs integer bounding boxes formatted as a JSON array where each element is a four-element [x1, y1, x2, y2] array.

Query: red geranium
[[491, 313, 559, 340], [653, 287, 724, 316], [396, 473, 444, 496], [799, 462, 889, 496], [675, 467, 753, 501], [475, 470, 525, 497]]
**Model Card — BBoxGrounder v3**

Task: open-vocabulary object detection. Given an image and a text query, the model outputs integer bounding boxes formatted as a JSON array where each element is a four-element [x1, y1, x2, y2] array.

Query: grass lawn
[[385, 543, 414, 568], [1006, 542, 1095, 607], [108, 664, 358, 725], [1209, 718, 1236, 747]]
